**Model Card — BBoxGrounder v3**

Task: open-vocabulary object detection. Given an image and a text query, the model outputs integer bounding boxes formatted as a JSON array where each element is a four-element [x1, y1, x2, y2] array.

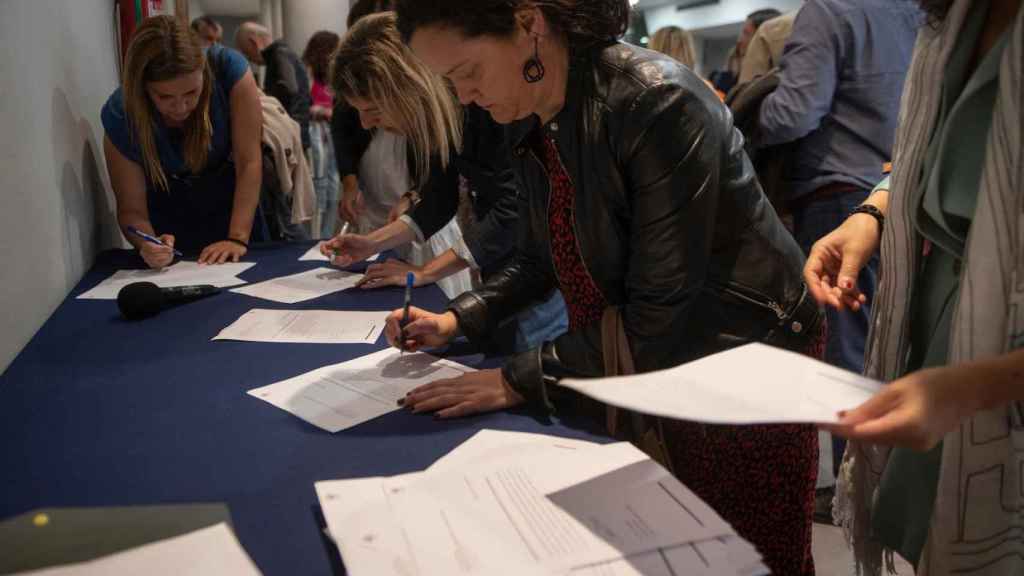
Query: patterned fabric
[[838, 3, 1024, 575], [663, 323, 823, 576], [534, 132, 607, 331]]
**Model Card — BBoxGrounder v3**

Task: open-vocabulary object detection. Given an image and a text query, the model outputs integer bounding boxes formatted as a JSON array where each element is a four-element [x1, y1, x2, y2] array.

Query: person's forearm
[[971, 349, 1024, 413], [421, 249, 470, 284], [364, 219, 417, 253], [342, 174, 359, 197], [117, 210, 154, 251], [862, 188, 890, 217], [228, 159, 262, 243]]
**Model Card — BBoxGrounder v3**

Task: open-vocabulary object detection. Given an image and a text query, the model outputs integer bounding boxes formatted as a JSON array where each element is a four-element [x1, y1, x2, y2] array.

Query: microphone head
[[117, 282, 165, 320]]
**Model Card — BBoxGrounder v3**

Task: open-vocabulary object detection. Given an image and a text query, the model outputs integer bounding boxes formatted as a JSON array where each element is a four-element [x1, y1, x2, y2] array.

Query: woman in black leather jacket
[[386, 1, 822, 572]]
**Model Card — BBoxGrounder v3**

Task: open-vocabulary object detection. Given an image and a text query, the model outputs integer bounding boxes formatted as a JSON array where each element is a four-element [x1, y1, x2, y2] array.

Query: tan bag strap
[[601, 307, 634, 437], [600, 307, 675, 475]]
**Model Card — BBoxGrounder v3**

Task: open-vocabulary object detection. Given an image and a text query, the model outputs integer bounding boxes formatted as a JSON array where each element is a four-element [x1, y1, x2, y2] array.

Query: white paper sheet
[[77, 261, 255, 300], [560, 342, 882, 425], [230, 267, 362, 304], [316, 442, 740, 576], [247, 348, 475, 432], [571, 536, 766, 576], [13, 523, 261, 576], [213, 309, 389, 344], [429, 430, 602, 473], [299, 243, 380, 263]]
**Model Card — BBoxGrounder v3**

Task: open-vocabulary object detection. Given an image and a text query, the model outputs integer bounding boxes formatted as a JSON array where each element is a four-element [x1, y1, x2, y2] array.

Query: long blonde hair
[[122, 15, 214, 191], [331, 12, 462, 184], [650, 26, 697, 70]]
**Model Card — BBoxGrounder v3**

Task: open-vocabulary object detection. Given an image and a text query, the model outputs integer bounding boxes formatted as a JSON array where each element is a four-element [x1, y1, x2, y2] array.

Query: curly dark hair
[[918, 0, 954, 25], [302, 30, 341, 85], [394, 0, 631, 47]]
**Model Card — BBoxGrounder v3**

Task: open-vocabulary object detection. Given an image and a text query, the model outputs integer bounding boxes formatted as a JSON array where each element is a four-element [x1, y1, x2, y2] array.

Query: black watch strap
[[849, 204, 885, 233], [226, 238, 249, 249]]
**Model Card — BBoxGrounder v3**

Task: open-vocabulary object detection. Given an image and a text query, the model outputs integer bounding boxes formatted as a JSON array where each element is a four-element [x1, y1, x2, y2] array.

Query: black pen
[[399, 272, 414, 353]]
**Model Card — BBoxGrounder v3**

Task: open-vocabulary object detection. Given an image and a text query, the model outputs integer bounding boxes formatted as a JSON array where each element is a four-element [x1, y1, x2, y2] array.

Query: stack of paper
[[14, 523, 260, 575], [560, 343, 882, 425], [247, 348, 476, 432], [315, 430, 768, 576], [77, 261, 255, 300], [230, 268, 363, 304], [214, 309, 389, 344], [299, 243, 380, 263]]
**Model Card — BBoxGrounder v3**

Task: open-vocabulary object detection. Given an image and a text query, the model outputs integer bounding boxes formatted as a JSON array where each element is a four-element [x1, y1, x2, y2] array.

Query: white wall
[[281, 0, 348, 56], [0, 0, 122, 372], [644, 0, 803, 34]]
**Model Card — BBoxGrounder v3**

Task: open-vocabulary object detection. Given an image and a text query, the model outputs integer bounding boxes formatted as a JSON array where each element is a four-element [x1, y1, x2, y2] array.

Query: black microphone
[[117, 282, 221, 320]]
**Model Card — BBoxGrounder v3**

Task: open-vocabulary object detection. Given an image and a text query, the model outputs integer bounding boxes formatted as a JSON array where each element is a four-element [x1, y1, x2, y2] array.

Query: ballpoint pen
[[329, 222, 350, 262], [125, 226, 183, 257], [399, 272, 414, 354]]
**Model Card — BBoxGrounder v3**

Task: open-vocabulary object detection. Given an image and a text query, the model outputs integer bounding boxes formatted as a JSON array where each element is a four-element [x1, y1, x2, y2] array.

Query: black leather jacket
[[448, 42, 821, 411]]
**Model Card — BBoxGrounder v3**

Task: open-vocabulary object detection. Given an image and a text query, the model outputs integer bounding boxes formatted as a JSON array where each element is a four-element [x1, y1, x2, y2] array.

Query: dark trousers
[[793, 185, 879, 475]]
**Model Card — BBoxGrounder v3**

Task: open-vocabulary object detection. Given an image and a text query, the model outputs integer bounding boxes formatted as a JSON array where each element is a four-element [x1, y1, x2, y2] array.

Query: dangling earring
[[523, 36, 546, 83]]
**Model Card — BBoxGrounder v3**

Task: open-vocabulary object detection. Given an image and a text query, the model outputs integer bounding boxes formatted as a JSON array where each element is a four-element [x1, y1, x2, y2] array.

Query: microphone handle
[[161, 285, 221, 304]]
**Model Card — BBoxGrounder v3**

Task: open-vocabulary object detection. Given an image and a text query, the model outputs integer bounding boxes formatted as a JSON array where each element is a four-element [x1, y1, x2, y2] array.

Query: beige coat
[[260, 93, 314, 225], [739, 11, 798, 84]]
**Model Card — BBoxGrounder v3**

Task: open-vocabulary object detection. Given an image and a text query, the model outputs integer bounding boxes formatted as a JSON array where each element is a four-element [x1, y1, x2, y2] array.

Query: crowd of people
[[101, 0, 1024, 574]]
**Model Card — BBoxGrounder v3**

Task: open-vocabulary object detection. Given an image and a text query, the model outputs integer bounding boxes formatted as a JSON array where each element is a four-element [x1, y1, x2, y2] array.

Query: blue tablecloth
[[0, 243, 607, 575]]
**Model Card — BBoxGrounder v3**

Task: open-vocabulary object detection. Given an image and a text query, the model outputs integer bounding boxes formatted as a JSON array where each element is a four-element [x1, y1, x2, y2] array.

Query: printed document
[[214, 309, 389, 344], [247, 348, 475, 432], [315, 442, 750, 576], [231, 268, 362, 304], [299, 243, 380, 263], [77, 261, 254, 300]]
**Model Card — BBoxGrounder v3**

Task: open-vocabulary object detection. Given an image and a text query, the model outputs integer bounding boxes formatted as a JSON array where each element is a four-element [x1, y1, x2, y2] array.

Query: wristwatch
[[849, 204, 885, 234]]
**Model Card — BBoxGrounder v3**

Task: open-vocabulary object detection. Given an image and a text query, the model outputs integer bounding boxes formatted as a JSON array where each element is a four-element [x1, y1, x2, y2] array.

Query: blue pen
[[126, 226, 183, 257], [399, 272, 414, 353]]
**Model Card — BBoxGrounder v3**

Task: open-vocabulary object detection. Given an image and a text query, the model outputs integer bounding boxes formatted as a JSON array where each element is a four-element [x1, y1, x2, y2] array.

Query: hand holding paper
[[559, 343, 882, 425]]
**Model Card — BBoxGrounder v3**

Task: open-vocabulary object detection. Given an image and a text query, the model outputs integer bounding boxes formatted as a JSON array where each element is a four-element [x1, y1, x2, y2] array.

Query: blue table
[[0, 243, 607, 575]]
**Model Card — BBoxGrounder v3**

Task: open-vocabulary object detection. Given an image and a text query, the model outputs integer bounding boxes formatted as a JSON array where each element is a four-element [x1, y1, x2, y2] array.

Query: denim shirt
[[759, 0, 922, 199]]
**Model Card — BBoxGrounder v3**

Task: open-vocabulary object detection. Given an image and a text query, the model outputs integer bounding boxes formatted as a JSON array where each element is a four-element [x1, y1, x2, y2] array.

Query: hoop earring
[[523, 36, 546, 83]]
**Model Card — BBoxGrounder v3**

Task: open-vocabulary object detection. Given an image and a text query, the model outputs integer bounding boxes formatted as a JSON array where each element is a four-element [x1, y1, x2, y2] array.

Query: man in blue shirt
[[758, 0, 921, 479]]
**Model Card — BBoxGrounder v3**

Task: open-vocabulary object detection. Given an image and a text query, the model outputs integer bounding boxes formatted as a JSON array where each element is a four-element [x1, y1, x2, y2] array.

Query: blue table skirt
[[0, 242, 608, 575]]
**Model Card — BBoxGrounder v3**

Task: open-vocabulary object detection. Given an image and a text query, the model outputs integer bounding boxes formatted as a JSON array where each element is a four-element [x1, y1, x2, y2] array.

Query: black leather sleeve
[[407, 154, 460, 241], [448, 186, 559, 346], [330, 101, 371, 179], [457, 165, 520, 271], [503, 82, 730, 411]]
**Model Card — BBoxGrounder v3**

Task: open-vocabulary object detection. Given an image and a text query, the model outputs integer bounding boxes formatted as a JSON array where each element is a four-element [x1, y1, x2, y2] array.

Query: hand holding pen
[[126, 226, 181, 270], [321, 222, 378, 267]]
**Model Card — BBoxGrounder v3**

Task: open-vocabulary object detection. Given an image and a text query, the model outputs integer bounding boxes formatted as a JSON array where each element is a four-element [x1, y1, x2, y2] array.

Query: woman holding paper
[[102, 16, 262, 269], [381, 1, 824, 573], [322, 13, 568, 353], [806, 0, 1024, 572]]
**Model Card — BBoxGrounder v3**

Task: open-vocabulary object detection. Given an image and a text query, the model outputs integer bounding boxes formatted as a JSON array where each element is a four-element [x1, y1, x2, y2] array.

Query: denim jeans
[[513, 291, 569, 353], [794, 188, 879, 475]]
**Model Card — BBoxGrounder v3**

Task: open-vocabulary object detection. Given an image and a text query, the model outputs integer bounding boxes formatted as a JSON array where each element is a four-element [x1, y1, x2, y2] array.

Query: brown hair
[[302, 30, 341, 85], [649, 26, 697, 69], [332, 12, 462, 183], [395, 0, 631, 47], [123, 15, 213, 191]]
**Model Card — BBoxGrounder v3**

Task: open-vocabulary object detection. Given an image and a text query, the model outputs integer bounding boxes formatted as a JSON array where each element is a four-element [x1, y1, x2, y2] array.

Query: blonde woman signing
[[808, 0, 1024, 573], [323, 13, 568, 353], [102, 16, 262, 269]]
